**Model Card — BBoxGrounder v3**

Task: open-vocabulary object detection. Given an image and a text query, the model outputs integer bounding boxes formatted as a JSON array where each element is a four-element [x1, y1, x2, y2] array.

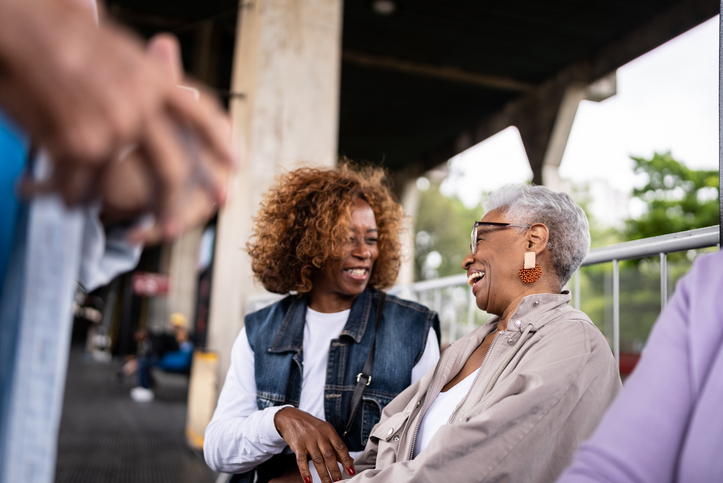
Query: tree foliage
[[625, 151, 719, 240], [580, 152, 720, 352], [414, 183, 483, 280]]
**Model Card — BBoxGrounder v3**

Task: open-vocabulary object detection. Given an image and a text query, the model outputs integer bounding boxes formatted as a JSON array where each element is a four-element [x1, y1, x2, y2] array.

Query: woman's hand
[[274, 407, 356, 483]]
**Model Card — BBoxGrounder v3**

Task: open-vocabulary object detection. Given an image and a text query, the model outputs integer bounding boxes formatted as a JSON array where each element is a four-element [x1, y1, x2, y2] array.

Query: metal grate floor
[[55, 348, 217, 483]]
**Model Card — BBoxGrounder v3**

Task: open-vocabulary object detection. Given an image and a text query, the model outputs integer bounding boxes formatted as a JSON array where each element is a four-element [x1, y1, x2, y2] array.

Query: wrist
[[273, 406, 292, 435], [260, 406, 292, 447]]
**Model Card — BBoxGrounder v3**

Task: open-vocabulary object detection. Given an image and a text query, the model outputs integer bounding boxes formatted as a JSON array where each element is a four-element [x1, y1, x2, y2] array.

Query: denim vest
[[235, 287, 440, 482]]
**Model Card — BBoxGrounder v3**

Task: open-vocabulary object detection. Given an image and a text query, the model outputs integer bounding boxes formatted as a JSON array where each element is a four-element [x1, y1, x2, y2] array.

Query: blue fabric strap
[[0, 110, 28, 285]]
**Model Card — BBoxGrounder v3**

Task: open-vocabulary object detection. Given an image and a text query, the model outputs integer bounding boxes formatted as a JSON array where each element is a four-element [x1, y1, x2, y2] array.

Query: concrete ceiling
[[107, 0, 719, 183]]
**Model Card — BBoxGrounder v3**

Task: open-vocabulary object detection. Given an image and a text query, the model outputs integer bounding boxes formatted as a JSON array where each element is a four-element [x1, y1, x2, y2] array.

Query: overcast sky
[[442, 16, 720, 210]]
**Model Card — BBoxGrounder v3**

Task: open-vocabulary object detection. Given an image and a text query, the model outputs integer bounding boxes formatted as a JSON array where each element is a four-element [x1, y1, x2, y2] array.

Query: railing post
[[467, 289, 476, 334], [613, 259, 620, 370], [660, 252, 668, 310]]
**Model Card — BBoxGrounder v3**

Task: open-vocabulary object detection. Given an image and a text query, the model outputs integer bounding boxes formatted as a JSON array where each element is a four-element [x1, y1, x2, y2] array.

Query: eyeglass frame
[[470, 221, 534, 255]]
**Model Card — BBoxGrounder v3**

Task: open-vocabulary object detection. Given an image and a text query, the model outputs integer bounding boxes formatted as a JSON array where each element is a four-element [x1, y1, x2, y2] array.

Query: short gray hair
[[484, 184, 590, 286]]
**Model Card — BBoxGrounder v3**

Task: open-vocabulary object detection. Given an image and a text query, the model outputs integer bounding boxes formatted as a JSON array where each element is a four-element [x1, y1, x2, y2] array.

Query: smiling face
[[463, 209, 529, 317], [309, 198, 380, 312]]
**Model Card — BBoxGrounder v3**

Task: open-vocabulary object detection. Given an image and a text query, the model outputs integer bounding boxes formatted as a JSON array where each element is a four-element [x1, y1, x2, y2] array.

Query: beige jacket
[[352, 292, 621, 483]]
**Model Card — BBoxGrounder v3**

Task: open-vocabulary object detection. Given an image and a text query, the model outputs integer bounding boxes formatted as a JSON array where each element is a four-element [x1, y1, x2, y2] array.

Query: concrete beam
[[342, 50, 534, 92], [411, 0, 718, 182]]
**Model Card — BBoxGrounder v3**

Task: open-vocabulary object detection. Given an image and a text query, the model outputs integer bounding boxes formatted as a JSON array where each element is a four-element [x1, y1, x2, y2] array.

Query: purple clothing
[[559, 250, 723, 483]]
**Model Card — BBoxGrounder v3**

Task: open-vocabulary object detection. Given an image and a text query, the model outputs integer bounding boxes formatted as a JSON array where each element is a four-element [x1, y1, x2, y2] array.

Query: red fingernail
[[304, 477, 311, 483], [334, 478, 341, 482], [347, 467, 355, 476]]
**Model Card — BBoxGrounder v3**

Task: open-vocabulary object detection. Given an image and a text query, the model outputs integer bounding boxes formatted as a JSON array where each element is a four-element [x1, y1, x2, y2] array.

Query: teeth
[[467, 272, 484, 286], [346, 268, 366, 277]]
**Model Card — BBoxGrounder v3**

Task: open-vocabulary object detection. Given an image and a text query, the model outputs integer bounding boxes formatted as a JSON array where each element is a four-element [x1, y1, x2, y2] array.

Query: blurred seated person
[[349, 184, 622, 483], [130, 313, 194, 402]]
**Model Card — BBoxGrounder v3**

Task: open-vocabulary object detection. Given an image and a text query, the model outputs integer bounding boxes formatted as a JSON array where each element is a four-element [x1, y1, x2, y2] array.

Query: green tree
[[579, 152, 720, 354], [414, 183, 482, 280], [625, 151, 719, 240]]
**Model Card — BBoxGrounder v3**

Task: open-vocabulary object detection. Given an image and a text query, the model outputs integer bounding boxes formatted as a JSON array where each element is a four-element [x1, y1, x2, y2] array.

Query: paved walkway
[[55, 348, 218, 483]]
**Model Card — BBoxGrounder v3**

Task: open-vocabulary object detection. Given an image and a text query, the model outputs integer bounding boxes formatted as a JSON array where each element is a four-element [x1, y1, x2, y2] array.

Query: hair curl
[[484, 184, 591, 287], [247, 163, 405, 295]]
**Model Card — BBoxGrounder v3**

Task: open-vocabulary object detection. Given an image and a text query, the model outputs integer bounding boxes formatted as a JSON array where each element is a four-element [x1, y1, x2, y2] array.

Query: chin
[[343, 283, 368, 297]]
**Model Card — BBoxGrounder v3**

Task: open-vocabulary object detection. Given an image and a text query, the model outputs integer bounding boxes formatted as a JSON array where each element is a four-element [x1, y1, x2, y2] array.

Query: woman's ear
[[526, 223, 550, 255]]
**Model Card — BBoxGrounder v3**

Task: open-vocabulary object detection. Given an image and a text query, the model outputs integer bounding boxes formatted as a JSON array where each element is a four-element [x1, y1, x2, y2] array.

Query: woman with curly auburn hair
[[204, 164, 441, 483]]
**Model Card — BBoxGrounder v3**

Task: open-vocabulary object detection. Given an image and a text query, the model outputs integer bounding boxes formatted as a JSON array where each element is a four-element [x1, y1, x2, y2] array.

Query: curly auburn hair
[[247, 163, 405, 295]]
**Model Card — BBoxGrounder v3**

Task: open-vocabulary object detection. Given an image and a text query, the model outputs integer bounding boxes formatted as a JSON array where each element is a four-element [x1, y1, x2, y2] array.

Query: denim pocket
[[361, 394, 395, 446]]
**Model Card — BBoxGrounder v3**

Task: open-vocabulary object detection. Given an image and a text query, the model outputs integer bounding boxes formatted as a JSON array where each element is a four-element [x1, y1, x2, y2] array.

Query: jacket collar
[[485, 291, 573, 334], [268, 287, 374, 353]]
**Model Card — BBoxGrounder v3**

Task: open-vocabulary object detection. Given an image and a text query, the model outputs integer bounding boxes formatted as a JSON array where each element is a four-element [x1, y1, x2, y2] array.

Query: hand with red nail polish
[[274, 407, 356, 483]]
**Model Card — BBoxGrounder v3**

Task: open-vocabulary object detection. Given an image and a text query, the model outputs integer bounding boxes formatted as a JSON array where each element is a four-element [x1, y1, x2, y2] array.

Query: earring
[[519, 252, 541, 283]]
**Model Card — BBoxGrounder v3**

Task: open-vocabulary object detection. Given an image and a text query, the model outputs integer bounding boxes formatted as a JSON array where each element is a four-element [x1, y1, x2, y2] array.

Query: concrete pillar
[[161, 20, 221, 334], [208, 0, 343, 383], [540, 82, 587, 191], [397, 178, 421, 288], [519, 72, 616, 190], [147, 244, 172, 332], [541, 73, 617, 191], [166, 226, 204, 326]]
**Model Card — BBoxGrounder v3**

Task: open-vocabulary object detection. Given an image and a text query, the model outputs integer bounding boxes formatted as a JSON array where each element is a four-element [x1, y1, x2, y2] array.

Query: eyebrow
[[349, 228, 379, 233]]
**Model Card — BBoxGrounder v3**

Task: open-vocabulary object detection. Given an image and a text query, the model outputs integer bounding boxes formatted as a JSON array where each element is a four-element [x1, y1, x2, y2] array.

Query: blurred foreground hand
[[0, 0, 237, 243]]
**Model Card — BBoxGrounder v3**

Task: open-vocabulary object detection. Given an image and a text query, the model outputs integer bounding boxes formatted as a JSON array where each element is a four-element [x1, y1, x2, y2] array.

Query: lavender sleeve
[[558, 250, 723, 482]]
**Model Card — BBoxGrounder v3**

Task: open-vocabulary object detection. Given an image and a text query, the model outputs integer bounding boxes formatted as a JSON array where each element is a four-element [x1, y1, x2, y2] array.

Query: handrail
[[394, 226, 720, 295], [582, 226, 719, 266]]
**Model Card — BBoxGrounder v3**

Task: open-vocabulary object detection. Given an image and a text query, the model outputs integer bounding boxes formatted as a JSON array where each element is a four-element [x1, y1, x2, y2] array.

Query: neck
[[308, 291, 357, 313]]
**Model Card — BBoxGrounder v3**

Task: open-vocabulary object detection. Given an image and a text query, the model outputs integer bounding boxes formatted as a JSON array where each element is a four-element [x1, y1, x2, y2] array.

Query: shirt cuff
[[258, 405, 294, 448]]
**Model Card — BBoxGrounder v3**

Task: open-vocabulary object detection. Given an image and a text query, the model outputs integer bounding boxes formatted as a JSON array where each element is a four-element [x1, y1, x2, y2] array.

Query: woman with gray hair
[[348, 184, 621, 483]]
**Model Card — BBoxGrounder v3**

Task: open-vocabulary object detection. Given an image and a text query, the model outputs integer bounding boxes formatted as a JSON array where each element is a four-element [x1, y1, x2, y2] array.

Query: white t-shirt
[[412, 367, 481, 458], [299, 308, 351, 420], [204, 304, 440, 480]]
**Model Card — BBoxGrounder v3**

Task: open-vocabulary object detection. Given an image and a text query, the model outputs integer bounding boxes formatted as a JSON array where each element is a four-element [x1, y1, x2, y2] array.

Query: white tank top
[[413, 367, 481, 458]]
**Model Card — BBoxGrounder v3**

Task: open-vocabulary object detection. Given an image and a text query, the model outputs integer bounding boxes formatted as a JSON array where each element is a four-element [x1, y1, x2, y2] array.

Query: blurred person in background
[[203, 165, 441, 483], [130, 312, 195, 403], [0, 0, 236, 481], [349, 184, 621, 483]]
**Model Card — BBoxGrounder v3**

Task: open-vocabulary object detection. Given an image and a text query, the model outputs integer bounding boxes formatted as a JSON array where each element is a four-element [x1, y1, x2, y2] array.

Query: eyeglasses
[[470, 221, 531, 255]]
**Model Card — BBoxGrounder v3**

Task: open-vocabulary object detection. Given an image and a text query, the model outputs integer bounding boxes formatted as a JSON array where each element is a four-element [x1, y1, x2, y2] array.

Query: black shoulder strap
[[342, 291, 386, 438]]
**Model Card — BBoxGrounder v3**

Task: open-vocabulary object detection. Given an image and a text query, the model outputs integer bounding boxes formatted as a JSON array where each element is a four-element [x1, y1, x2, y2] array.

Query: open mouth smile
[[467, 271, 485, 293], [344, 268, 369, 280]]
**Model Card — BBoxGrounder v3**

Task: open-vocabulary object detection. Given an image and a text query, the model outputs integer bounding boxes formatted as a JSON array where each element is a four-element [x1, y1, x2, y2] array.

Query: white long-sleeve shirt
[[204, 307, 440, 478]]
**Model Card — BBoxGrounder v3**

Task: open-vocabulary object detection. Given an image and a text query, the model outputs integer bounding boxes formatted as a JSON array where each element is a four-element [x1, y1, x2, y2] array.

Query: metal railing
[[392, 226, 720, 367]]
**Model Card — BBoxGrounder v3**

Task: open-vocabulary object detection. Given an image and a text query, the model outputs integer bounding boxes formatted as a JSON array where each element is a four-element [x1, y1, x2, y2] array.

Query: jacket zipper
[[446, 331, 502, 425], [408, 347, 446, 460], [408, 331, 502, 460]]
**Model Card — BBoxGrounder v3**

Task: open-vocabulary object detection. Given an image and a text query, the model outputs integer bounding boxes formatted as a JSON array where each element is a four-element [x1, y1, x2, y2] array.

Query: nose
[[462, 251, 475, 270], [351, 240, 371, 259]]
